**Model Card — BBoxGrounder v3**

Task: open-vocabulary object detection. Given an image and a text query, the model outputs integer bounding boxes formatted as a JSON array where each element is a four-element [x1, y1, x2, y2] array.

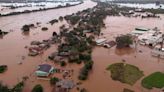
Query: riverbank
[[0, 1, 83, 17]]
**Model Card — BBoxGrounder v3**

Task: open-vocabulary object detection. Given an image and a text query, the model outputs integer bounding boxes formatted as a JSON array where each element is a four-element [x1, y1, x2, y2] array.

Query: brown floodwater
[[0, 0, 164, 92]]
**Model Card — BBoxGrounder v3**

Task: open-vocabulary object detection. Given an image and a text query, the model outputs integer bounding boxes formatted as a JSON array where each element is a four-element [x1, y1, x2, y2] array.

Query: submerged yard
[[107, 63, 144, 85]]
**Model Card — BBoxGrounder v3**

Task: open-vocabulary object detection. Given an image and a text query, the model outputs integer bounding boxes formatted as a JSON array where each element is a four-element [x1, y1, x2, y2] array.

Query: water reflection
[[0, 35, 3, 39], [115, 47, 135, 56], [22, 31, 30, 36]]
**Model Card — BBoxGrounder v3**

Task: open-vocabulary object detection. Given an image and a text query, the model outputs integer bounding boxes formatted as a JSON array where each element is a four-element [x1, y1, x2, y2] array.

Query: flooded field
[[0, 0, 164, 92], [83, 15, 164, 92]]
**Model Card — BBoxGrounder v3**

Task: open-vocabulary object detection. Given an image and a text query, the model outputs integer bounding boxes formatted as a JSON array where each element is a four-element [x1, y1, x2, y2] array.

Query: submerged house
[[35, 64, 55, 77], [131, 27, 150, 36], [138, 30, 162, 46], [95, 38, 107, 45], [54, 80, 74, 92]]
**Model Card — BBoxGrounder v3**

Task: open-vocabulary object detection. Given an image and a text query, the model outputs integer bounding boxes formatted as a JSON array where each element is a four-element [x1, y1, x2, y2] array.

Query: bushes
[[78, 61, 93, 80], [123, 88, 134, 92], [49, 19, 58, 25], [32, 84, 43, 92], [65, 15, 81, 25], [50, 77, 59, 85], [0, 65, 7, 73], [22, 25, 30, 31], [0, 82, 10, 92], [60, 61, 66, 67], [59, 16, 63, 21], [79, 54, 91, 61], [21, 24, 34, 31], [0, 81, 24, 92], [80, 88, 87, 92], [41, 27, 48, 31], [11, 82, 24, 92]]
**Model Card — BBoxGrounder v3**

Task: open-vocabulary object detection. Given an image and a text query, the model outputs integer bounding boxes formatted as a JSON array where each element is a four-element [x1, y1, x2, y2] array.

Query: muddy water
[[0, 0, 164, 92], [0, 0, 96, 91]]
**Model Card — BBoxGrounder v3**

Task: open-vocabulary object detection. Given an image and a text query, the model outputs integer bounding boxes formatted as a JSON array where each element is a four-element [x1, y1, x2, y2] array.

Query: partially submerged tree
[[32, 84, 43, 92], [116, 35, 133, 49], [0, 65, 7, 73], [41, 27, 48, 31], [21, 25, 30, 31], [50, 77, 59, 85]]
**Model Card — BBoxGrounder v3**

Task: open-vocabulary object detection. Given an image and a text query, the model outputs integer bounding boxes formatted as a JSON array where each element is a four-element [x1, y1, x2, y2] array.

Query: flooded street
[[0, 0, 96, 91], [0, 0, 164, 92], [83, 16, 164, 92]]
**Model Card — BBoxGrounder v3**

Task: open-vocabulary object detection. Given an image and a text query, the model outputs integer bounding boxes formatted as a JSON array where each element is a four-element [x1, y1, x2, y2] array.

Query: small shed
[[35, 64, 55, 77], [96, 38, 107, 45]]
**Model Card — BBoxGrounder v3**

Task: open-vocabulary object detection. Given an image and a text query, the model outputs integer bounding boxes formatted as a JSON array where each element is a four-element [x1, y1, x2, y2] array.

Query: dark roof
[[106, 41, 116, 47], [38, 64, 52, 73]]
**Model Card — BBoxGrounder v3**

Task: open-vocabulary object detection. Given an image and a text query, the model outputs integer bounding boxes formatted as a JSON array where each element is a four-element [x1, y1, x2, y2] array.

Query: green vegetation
[[49, 19, 58, 25], [123, 88, 134, 92], [141, 72, 164, 89], [60, 61, 66, 67], [32, 84, 43, 92], [41, 27, 48, 31], [0, 82, 10, 92], [22, 25, 30, 31], [78, 60, 93, 80], [59, 16, 64, 21], [50, 77, 59, 85], [107, 63, 144, 85], [80, 88, 87, 92], [21, 24, 34, 31], [0, 65, 7, 73], [11, 82, 24, 92], [64, 15, 81, 25], [0, 81, 24, 92], [116, 35, 133, 49]]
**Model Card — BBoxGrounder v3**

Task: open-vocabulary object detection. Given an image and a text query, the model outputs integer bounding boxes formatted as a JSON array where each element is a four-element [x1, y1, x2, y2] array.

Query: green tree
[[32, 84, 43, 92], [50, 77, 59, 85]]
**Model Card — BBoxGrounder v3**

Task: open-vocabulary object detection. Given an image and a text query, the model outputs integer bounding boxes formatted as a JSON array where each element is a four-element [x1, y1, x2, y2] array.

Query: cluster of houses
[[130, 27, 164, 58], [35, 63, 76, 92], [120, 8, 160, 18], [28, 35, 60, 56]]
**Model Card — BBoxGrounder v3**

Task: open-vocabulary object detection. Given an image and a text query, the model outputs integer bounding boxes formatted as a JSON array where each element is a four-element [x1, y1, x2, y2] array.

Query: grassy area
[[142, 72, 164, 89], [107, 63, 144, 85]]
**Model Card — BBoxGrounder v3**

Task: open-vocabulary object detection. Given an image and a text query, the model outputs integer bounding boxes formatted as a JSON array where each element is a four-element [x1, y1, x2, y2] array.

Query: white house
[[131, 27, 150, 36], [35, 64, 55, 77], [95, 38, 107, 45]]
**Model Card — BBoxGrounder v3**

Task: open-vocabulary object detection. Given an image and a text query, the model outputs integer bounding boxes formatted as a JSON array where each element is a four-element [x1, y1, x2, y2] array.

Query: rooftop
[[38, 64, 52, 73]]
